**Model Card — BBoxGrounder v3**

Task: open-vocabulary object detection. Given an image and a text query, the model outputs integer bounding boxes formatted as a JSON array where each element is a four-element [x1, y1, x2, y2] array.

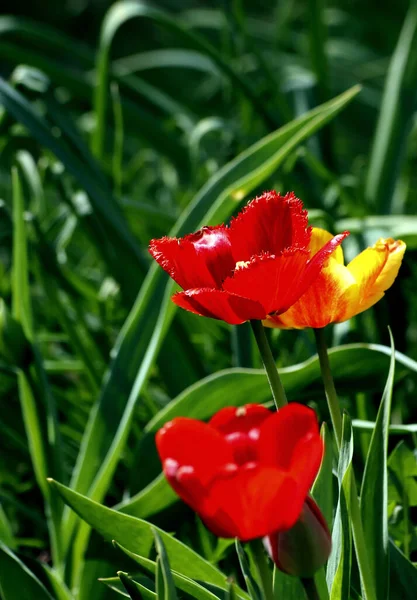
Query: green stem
[[301, 577, 320, 600], [313, 327, 377, 600], [313, 328, 342, 447], [250, 321, 287, 409], [249, 539, 274, 600]]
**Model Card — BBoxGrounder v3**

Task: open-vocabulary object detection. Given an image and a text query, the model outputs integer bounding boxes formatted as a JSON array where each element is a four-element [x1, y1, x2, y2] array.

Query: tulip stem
[[313, 328, 342, 447], [250, 320, 287, 409], [301, 577, 320, 600], [249, 539, 274, 600], [313, 327, 377, 600]]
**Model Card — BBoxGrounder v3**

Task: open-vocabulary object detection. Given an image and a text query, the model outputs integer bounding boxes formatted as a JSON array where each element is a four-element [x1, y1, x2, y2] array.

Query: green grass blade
[[119, 572, 144, 600], [327, 414, 353, 600], [365, 1, 417, 213], [114, 542, 229, 600], [153, 531, 177, 600], [360, 330, 396, 599]]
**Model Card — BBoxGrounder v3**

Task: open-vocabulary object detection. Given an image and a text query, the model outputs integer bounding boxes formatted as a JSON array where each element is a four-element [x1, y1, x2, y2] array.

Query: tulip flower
[[156, 403, 323, 541], [266, 228, 406, 329], [149, 192, 348, 325]]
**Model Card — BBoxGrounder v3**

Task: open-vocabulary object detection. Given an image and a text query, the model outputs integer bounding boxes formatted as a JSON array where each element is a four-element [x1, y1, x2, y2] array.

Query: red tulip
[[149, 191, 348, 324], [156, 403, 323, 541]]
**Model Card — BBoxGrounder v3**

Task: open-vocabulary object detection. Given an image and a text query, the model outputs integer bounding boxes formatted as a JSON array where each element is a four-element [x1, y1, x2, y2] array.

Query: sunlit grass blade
[[360, 330, 396, 599]]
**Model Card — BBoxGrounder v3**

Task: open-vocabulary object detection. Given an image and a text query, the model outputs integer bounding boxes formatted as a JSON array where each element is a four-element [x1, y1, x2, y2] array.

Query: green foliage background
[[0, 1, 417, 599]]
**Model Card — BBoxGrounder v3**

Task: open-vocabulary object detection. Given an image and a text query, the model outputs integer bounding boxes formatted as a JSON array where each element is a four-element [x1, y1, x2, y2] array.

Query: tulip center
[[225, 430, 259, 467]]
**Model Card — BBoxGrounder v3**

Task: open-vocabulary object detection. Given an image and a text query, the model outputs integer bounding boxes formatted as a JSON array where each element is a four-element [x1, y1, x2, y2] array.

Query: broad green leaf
[[49, 479, 229, 589], [0, 543, 54, 600], [360, 331, 396, 600], [327, 414, 353, 600]]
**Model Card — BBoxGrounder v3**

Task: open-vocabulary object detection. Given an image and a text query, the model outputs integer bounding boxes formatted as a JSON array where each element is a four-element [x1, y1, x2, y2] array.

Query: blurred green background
[[0, 1, 417, 598]]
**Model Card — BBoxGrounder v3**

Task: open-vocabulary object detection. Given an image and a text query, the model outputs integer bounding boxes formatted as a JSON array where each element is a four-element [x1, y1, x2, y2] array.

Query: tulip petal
[[258, 404, 323, 500], [223, 251, 309, 315], [149, 225, 235, 290], [156, 418, 234, 487], [172, 288, 265, 324], [209, 404, 271, 434], [229, 191, 311, 261], [203, 467, 300, 540], [224, 233, 348, 317]]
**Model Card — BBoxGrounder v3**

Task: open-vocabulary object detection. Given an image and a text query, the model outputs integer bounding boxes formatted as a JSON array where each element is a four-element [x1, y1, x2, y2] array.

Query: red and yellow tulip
[[266, 228, 406, 330]]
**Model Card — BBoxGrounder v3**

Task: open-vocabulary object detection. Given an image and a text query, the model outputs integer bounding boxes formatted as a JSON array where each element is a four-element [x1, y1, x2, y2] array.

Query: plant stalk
[[250, 320, 287, 409], [301, 577, 320, 600], [313, 327, 377, 600]]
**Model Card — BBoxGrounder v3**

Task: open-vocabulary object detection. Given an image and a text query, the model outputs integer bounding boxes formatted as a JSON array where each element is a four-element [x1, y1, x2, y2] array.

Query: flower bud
[[264, 496, 331, 577], [0, 299, 31, 367]]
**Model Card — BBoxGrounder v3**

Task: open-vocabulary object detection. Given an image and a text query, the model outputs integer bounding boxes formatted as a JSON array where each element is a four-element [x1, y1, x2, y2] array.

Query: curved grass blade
[[93, 0, 278, 158]]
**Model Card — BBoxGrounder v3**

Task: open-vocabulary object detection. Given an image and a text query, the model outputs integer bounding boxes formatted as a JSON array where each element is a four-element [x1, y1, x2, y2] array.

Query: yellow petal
[[344, 238, 406, 316], [309, 228, 345, 265]]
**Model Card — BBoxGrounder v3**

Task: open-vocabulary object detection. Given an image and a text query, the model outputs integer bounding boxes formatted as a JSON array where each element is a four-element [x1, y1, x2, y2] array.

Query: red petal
[[229, 191, 311, 262], [258, 404, 323, 500], [209, 404, 271, 434], [224, 232, 349, 316], [149, 225, 235, 290], [203, 466, 300, 540], [156, 418, 234, 486], [172, 288, 266, 324], [223, 250, 310, 315]]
